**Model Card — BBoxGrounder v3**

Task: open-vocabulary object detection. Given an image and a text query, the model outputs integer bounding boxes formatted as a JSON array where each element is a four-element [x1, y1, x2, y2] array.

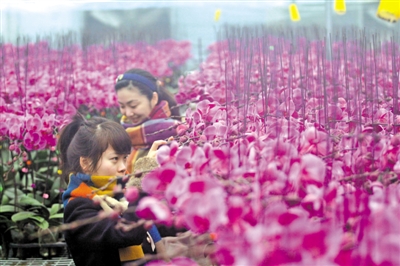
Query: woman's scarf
[[121, 100, 180, 173], [62, 173, 144, 262]]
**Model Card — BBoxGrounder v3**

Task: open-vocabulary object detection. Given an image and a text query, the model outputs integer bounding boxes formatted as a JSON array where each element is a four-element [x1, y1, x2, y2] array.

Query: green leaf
[[34, 172, 48, 179], [4, 188, 24, 199], [16, 195, 42, 206], [49, 204, 63, 216], [0, 205, 22, 214], [34, 150, 50, 161], [1, 195, 9, 205], [37, 167, 51, 173], [11, 212, 49, 229], [11, 211, 37, 222], [49, 213, 63, 219], [51, 177, 61, 191], [32, 193, 46, 204], [32, 219, 49, 229], [28, 206, 50, 220], [29, 215, 45, 223]]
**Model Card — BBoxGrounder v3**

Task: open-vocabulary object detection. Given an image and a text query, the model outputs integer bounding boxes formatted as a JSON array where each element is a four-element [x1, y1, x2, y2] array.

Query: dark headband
[[116, 73, 157, 92]]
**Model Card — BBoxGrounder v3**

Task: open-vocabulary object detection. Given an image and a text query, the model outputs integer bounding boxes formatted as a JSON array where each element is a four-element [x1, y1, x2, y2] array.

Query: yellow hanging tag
[[289, 4, 301, 22], [376, 0, 400, 23], [214, 9, 221, 22], [334, 0, 346, 15]]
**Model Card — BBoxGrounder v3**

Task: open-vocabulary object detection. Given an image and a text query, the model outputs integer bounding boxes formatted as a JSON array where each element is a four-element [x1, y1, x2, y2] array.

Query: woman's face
[[90, 145, 129, 177], [117, 86, 158, 124]]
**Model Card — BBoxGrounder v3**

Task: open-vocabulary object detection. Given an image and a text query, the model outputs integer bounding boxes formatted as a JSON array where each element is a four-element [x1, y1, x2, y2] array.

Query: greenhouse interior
[[1, 0, 400, 265]]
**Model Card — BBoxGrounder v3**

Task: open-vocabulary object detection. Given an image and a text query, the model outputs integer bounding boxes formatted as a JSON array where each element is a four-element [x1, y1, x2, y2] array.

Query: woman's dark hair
[[114, 68, 180, 120], [57, 114, 132, 182]]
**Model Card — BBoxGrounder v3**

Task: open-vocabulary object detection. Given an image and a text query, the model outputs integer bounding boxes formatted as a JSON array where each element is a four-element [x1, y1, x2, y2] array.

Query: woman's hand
[[155, 240, 170, 262], [147, 140, 168, 158]]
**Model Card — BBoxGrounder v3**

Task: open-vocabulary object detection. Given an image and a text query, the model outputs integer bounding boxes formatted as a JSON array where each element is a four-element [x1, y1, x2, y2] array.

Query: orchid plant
[[137, 29, 400, 265]]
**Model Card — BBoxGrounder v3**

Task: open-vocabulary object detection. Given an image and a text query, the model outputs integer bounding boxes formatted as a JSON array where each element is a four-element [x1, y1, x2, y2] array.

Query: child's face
[[91, 145, 129, 177], [117, 86, 157, 124]]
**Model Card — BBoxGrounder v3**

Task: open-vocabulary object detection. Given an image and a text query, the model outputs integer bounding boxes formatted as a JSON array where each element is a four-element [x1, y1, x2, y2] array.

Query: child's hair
[[114, 68, 180, 120], [57, 114, 132, 182]]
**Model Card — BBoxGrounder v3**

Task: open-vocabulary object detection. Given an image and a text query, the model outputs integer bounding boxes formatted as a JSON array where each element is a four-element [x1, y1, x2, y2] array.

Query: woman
[[115, 68, 181, 174], [58, 115, 163, 266]]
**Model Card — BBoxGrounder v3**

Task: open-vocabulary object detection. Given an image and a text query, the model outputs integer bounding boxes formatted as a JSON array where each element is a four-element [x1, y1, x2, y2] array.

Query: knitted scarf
[[62, 173, 115, 207], [62, 173, 144, 262], [121, 100, 180, 173]]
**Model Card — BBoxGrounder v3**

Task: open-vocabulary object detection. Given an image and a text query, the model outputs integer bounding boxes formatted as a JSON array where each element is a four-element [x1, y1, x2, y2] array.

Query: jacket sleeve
[[64, 197, 147, 249], [125, 118, 179, 148]]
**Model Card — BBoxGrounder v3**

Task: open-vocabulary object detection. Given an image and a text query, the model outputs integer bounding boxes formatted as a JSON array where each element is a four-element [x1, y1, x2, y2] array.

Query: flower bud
[[125, 187, 139, 203]]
